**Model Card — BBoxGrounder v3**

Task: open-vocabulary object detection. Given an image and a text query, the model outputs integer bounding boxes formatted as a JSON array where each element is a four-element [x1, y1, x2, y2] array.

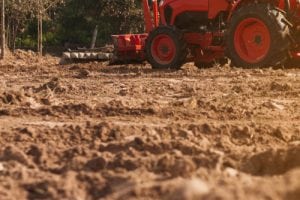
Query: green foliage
[[11, 0, 145, 49], [56, 0, 144, 46], [16, 36, 36, 49]]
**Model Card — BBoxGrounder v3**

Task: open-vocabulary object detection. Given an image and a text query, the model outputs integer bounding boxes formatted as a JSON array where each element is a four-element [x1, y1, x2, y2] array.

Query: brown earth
[[0, 53, 300, 200]]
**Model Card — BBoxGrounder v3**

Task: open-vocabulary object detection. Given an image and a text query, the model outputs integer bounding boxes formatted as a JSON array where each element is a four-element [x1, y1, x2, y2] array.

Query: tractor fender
[[227, 0, 286, 21]]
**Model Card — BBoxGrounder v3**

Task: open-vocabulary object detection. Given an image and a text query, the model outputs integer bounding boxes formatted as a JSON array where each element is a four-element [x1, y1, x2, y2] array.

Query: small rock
[[169, 178, 210, 200], [0, 109, 10, 116], [201, 123, 213, 134], [258, 69, 264, 74], [270, 102, 285, 110], [84, 157, 106, 171], [134, 137, 144, 145], [225, 167, 239, 177], [263, 101, 285, 110], [26, 97, 42, 109], [0, 162, 5, 171], [183, 97, 198, 109], [119, 89, 128, 96], [184, 178, 210, 196]]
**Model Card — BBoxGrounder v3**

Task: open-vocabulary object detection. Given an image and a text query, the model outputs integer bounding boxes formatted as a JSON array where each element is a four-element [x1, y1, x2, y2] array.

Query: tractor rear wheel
[[226, 4, 291, 67], [146, 26, 187, 69]]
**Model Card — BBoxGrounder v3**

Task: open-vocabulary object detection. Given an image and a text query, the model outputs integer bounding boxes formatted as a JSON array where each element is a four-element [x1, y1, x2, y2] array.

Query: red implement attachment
[[111, 34, 148, 62], [111, 0, 159, 63]]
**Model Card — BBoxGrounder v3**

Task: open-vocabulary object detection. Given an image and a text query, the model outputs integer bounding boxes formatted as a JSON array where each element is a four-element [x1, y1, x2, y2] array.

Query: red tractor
[[112, 0, 300, 69]]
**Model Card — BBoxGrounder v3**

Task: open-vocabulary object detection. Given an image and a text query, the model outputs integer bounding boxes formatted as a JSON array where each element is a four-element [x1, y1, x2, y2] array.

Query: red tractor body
[[113, 0, 300, 68], [159, 0, 229, 23]]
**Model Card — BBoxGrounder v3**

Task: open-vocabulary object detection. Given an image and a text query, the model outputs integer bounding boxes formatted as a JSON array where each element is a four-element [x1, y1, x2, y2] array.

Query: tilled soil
[[0, 56, 300, 200]]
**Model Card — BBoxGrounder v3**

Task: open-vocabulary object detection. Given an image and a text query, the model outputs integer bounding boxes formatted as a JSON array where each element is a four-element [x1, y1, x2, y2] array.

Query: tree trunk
[[5, 19, 9, 49], [90, 25, 98, 49], [37, 0, 43, 57], [12, 22, 18, 52], [1, 0, 5, 59], [37, 14, 40, 53], [9, 20, 16, 49], [37, 13, 43, 57]]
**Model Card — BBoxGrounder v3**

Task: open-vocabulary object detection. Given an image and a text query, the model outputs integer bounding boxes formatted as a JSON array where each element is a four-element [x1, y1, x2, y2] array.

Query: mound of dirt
[[34, 77, 67, 94], [14, 50, 38, 60], [0, 49, 59, 67], [241, 145, 300, 176]]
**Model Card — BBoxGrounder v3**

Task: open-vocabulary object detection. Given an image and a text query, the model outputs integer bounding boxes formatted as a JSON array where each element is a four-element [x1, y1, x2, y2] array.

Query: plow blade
[[60, 46, 114, 64]]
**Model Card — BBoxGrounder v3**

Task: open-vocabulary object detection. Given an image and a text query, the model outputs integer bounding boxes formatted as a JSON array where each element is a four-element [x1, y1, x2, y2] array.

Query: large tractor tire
[[226, 4, 291, 68], [146, 26, 187, 69]]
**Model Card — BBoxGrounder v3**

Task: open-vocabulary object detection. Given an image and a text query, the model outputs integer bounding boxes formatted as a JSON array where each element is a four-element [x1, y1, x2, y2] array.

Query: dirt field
[[0, 53, 300, 200]]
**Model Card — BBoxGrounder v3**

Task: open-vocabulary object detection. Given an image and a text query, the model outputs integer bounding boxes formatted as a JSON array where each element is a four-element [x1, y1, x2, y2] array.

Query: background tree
[[57, 0, 143, 47], [4, 0, 144, 54], [6, 0, 33, 51], [6, 0, 64, 55], [35, 0, 65, 56]]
